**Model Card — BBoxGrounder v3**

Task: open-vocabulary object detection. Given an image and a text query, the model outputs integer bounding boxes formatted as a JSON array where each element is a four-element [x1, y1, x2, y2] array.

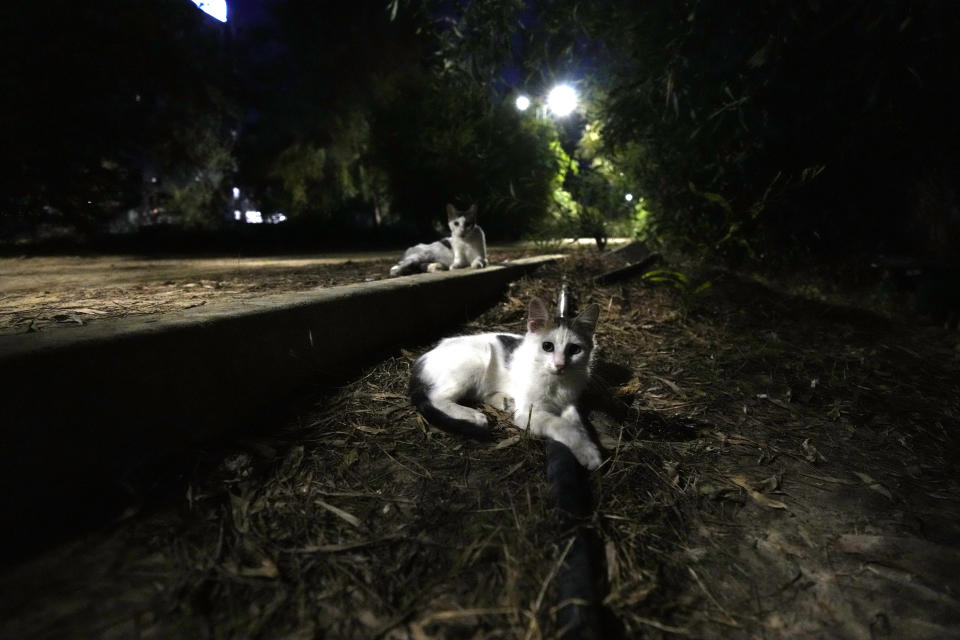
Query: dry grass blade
[[728, 474, 789, 510], [852, 471, 894, 500], [417, 607, 514, 626], [495, 435, 522, 449], [315, 499, 363, 528], [288, 534, 404, 554], [688, 567, 740, 628], [4, 252, 960, 640], [634, 616, 692, 636], [524, 536, 576, 640]]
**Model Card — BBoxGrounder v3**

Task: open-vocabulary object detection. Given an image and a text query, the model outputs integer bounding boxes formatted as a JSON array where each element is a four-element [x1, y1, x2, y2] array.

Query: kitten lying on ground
[[409, 296, 603, 469], [389, 204, 488, 276]]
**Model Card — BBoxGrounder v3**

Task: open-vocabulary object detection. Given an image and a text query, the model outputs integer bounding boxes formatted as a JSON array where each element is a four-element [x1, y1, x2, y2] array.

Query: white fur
[[390, 240, 453, 276], [389, 204, 487, 276], [413, 298, 602, 469], [448, 204, 487, 270], [450, 230, 487, 269], [416, 335, 513, 427]]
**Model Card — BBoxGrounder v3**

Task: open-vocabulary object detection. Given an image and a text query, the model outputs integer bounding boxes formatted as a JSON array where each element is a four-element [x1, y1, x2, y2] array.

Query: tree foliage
[[9, 0, 955, 263], [433, 0, 960, 262], [0, 0, 236, 234], [368, 69, 561, 238], [567, 0, 960, 263]]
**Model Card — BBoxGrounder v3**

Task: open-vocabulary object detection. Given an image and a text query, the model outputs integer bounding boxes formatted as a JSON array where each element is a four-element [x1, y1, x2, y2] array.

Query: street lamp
[[625, 193, 634, 202], [190, 0, 228, 22], [515, 95, 531, 111], [546, 84, 578, 117]]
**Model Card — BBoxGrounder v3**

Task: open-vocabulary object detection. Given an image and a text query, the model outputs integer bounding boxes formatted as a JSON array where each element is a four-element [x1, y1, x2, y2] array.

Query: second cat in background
[[389, 204, 488, 276]]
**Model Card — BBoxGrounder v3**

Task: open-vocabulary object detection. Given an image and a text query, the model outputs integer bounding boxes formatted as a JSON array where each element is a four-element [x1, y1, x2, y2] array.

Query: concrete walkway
[[0, 256, 562, 541], [0, 252, 397, 293], [0, 240, 622, 293]]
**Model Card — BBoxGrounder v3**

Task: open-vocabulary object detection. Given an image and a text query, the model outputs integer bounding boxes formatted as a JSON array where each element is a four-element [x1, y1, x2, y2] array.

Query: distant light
[[547, 84, 578, 117], [625, 193, 634, 202], [244, 210, 263, 224], [190, 0, 228, 23], [232, 187, 240, 200], [266, 212, 287, 224], [515, 95, 531, 111], [233, 209, 242, 221]]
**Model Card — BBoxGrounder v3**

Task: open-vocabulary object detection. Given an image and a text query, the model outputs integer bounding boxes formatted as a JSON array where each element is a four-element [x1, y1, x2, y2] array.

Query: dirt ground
[[0, 244, 591, 335], [0, 252, 395, 336], [1, 251, 959, 639]]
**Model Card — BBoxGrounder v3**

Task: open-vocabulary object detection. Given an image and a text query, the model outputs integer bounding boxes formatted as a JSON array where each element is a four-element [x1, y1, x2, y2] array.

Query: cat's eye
[[542, 341, 554, 352], [566, 344, 583, 356]]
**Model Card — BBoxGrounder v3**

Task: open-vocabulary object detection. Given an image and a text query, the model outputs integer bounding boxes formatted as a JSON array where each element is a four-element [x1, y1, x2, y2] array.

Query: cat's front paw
[[389, 265, 402, 276], [573, 441, 603, 470], [471, 258, 488, 269], [426, 262, 447, 273]]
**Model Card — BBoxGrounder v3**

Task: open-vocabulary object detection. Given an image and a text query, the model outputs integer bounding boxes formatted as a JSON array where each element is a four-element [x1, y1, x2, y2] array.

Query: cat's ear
[[446, 204, 458, 221], [527, 297, 551, 333], [573, 304, 600, 335], [466, 204, 478, 219]]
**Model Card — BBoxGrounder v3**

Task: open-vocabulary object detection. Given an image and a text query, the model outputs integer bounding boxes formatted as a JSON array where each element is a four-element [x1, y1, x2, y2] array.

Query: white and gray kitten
[[389, 204, 488, 276], [409, 297, 602, 469]]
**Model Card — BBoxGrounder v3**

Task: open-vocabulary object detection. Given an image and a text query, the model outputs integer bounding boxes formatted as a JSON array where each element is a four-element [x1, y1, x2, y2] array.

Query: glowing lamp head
[[547, 84, 578, 117], [625, 193, 634, 202], [191, 0, 228, 23], [515, 95, 531, 111]]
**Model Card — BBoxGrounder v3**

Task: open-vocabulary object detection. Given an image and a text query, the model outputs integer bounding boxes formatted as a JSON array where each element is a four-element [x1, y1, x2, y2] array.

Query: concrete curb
[[0, 255, 561, 535]]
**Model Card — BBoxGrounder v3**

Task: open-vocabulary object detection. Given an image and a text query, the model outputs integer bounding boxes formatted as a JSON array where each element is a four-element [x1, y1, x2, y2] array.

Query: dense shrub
[[586, 0, 960, 265]]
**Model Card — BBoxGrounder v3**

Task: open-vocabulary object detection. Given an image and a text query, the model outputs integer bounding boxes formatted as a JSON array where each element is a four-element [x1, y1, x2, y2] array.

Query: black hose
[[544, 439, 612, 640]]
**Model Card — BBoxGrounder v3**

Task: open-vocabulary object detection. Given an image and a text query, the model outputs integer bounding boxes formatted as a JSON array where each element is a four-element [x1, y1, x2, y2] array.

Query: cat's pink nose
[[554, 362, 566, 373]]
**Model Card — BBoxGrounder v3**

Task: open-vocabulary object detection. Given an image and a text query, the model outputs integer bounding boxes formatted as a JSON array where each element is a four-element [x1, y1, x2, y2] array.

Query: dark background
[[2, 0, 959, 276]]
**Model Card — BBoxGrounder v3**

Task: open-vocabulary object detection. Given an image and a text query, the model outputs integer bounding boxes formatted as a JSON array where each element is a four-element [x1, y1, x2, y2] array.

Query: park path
[[0, 252, 399, 293], [0, 244, 587, 335], [1, 251, 956, 638]]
